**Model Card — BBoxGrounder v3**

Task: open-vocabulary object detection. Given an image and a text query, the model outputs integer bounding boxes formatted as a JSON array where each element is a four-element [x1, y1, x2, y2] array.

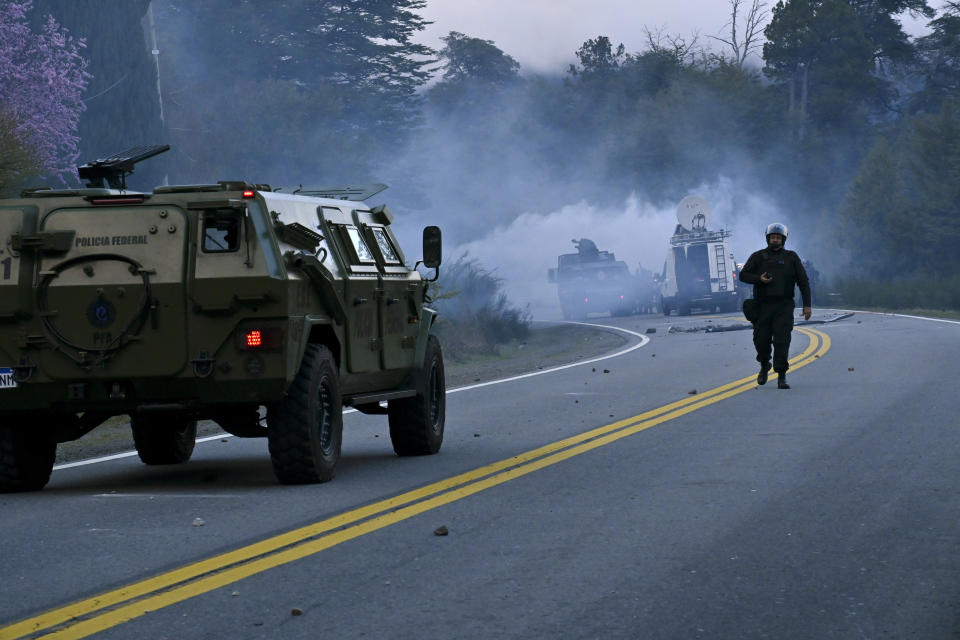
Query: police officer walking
[[738, 223, 811, 389]]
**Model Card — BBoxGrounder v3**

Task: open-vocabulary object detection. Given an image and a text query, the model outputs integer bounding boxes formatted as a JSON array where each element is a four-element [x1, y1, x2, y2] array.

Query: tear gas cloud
[[439, 181, 793, 321], [150, 3, 838, 313]]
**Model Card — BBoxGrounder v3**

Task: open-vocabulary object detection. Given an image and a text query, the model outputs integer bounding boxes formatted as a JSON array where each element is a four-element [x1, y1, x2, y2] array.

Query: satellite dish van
[[658, 196, 740, 316]]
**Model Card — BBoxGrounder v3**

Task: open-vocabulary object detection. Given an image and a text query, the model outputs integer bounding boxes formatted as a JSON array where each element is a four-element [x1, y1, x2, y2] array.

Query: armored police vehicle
[[0, 146, 445, 492], [548, 238, 636, 320], [658, 196, 740, 316]]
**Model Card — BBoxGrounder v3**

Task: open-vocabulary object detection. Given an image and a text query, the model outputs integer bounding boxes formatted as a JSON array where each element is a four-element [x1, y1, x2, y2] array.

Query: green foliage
[[435, 31, 520, 84], [568, 36, 628, 77], [913, 3, 960, 112], [764, 0, 884, 133], [837, 137, 909, 276], [429, 255, 530, 360], [154, 0, 433, 153], [900, 102, 960, 275], [848, 0, 934, 65], [0, 108, 40, 196], [834, 274, 960, 309]]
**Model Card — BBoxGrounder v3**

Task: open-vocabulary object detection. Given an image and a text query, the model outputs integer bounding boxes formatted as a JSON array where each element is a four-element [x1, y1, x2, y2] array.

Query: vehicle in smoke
[[548, 238, 638, 320], [658, 196, 741, 316], [634, 264, 660, 314], [0, 145, 445, 492]]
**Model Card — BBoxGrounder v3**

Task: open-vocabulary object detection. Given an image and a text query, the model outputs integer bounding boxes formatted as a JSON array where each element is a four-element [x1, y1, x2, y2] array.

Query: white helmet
[[765, 222, 788, 241]]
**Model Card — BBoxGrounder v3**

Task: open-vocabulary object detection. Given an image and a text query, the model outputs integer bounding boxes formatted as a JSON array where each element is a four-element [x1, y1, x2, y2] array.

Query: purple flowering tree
[[0, 0, 89, 187]]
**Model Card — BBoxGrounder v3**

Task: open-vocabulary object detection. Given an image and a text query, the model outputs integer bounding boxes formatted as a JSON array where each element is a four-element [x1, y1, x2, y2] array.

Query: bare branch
[[707, 0, 769, 68]]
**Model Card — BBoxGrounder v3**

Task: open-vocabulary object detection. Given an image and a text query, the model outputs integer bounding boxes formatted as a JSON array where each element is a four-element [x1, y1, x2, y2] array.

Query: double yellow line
[[2, 327, 830, 640]]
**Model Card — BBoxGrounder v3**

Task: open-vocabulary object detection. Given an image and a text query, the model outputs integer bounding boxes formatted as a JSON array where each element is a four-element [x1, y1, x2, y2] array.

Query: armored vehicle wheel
[[0, 426, 56, 492], [131, 414, 197, 465], [267, 344, 342, 484], [389, 335, 445, 456]]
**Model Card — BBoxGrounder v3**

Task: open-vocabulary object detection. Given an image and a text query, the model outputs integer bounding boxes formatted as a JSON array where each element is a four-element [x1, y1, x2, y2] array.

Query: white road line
[[53, 322, 649, 472], [447, 321, 649, 394], [54, 434, 229, 470], [831, 309, 960, 326]]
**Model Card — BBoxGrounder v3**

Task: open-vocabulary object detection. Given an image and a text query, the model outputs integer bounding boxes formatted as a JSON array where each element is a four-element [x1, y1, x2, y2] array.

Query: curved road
[[1, 310, 959, 639]]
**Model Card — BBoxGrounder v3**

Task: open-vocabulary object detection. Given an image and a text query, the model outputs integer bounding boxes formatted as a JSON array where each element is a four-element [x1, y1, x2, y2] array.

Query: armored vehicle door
[[35, 201, 189, 378], [321, 208, 382, 374], [358, 218, 418, 372]]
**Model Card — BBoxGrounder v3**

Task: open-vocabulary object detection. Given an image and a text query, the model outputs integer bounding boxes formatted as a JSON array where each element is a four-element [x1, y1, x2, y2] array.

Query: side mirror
[[548, 268, 557, 283], [422, 226, 441, 268], [421, 225, 441, 282]]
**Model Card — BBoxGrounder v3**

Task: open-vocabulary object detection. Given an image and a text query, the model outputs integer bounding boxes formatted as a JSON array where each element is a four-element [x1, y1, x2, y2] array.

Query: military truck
[[0, 146, 445, 492], [658, 196, 740, 316], [548, 238, 636, 320]]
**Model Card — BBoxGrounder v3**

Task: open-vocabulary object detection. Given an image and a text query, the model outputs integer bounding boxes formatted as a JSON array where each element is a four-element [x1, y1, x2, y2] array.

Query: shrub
[[428, 254, 530, 361], [833, 274, 960, 310]]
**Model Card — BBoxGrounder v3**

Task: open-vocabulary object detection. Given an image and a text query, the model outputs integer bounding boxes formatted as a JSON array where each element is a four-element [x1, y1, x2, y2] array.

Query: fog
[[404, 181, 792, 321], [143, 2, 856, 321]]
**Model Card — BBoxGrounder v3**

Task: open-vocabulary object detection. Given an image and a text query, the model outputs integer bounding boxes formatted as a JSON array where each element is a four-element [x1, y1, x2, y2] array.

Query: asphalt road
[[2, 310, 959, 640]]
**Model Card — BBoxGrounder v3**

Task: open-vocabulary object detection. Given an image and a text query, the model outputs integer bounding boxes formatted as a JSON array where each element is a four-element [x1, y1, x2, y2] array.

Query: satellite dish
[[676, 195, 711, 231]]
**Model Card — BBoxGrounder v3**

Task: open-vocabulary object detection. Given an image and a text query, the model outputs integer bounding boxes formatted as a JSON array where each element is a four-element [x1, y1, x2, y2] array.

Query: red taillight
[[584, 297, 589, 303], [236, 327, 282, 350], [242, 190, 255, 198]]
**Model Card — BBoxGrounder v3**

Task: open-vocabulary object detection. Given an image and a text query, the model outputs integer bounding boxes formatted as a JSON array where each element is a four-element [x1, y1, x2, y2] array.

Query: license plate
[[0, 368, 17, 389]]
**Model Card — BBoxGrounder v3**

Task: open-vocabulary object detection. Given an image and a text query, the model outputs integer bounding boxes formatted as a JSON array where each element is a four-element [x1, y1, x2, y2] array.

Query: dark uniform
[[738, 248, 811, 375]]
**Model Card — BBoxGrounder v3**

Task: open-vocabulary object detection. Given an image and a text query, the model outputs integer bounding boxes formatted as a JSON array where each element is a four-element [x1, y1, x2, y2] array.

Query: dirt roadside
[[54, 323, 629, 465]]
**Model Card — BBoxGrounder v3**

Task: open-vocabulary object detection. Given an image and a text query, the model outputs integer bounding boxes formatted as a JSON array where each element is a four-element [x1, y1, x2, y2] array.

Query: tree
[[154, 0, 434, 148], [0, 108, 39, 195], [764, 0, 880, 139], [568, 36, 627, 77], [0, 0, 89, 185], [846, 0, 934, 68], [435, 31, 520, 85], [900, 101, 960, 274], [912, 1, 960, 112], [711, 0, 770, 68], [837, 137, 910, 275]]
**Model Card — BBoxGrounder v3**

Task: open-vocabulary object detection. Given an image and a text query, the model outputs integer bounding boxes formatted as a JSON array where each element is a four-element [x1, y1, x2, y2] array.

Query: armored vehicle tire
[[131, 414, 198, 465], [388, 335, 445, 456], [0, 426, 56, 492], [267, 344, 342, 484]]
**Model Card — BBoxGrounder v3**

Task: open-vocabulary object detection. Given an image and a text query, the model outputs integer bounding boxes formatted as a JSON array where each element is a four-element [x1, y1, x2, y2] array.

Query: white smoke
[[446, 179, 793, 321]]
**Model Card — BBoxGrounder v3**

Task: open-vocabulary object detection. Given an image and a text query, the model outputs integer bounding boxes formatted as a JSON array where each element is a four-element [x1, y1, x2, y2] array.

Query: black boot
[[777, 373, 790, 389], [757, 365, 770, 385]]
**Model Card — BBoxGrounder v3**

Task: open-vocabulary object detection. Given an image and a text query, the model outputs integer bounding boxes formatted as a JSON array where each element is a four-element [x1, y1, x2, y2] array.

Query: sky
[[416, 0, 934, 74]]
